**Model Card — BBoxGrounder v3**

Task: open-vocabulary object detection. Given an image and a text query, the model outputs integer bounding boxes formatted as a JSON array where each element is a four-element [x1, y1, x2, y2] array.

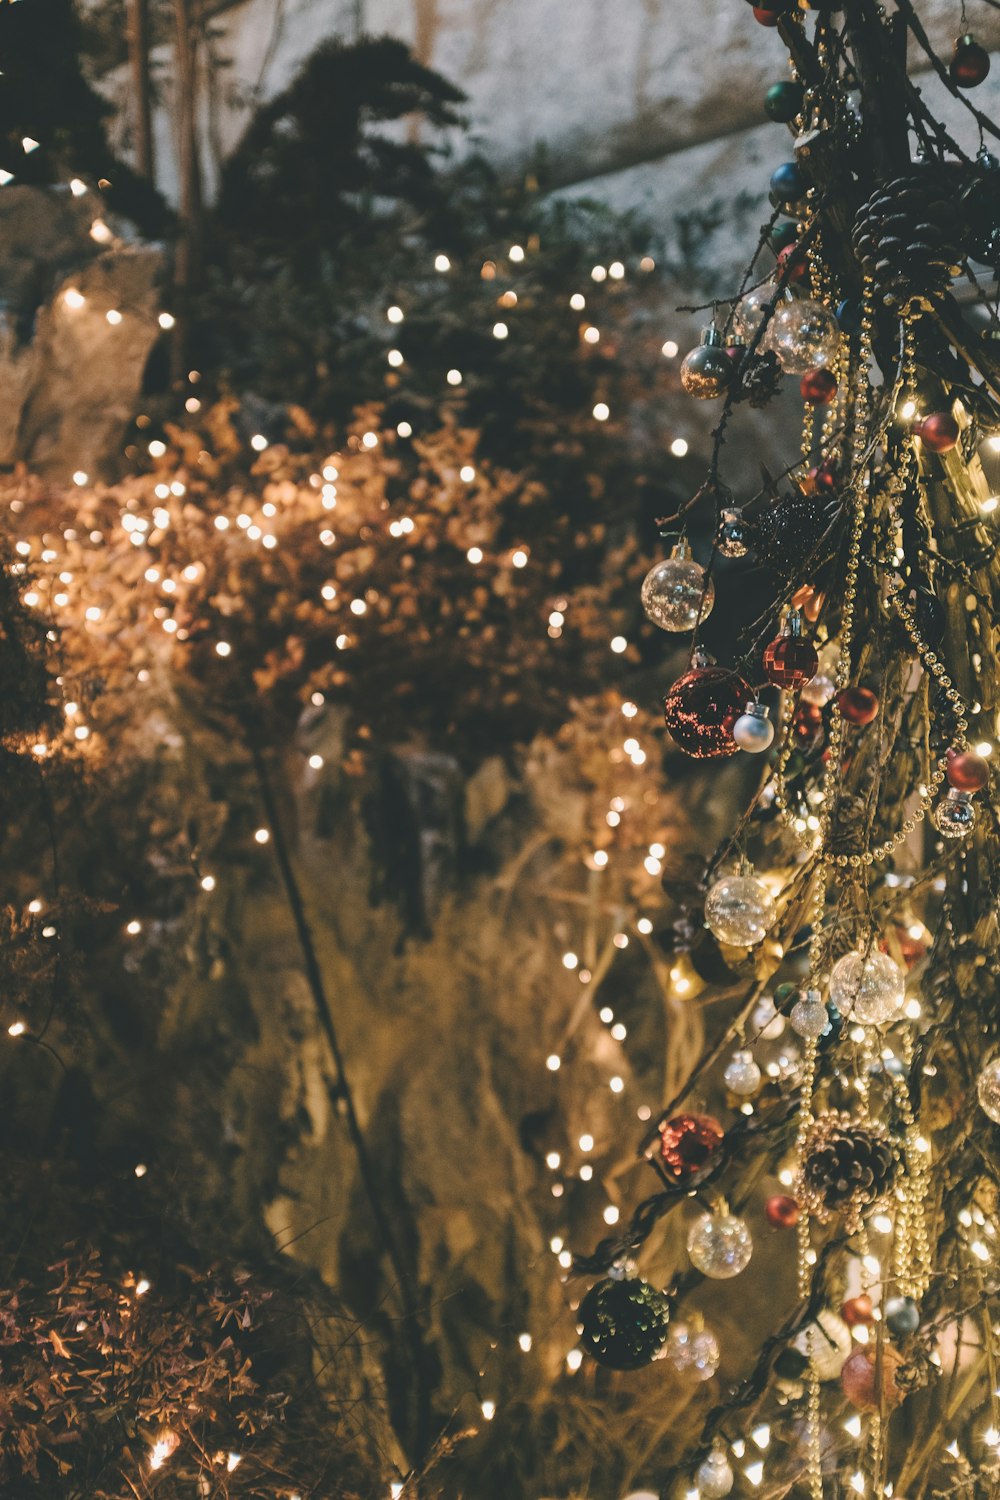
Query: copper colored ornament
[[752, 5, 782, 24], [663, 663, 751, 759], [841, 1294, 875, 1327], [916, 411, 960, 452], [777, 244, 810, 284], [792, 700, 824, 751], [950, 33, 991, 88], [658, 1112, 725, 1181], [800, 367, 838, 404], [765, 1194, 800, 1228], [837, 686, 879, 725], [946, 749, 990, 792], [763, 610, 818, 689], [803, 463, 838, 495], [792, 582, 826, 622], [840, 1346, 908, 1412]]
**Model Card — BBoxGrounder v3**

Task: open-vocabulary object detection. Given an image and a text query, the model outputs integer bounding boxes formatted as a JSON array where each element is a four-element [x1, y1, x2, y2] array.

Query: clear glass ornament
[[687, 1212, 753, 1279], [793, 1310, 853, 1381], [668, 1322, 720, 1380], [696, 1449, 735, 1499], [717, 507, 752, 559], [829, 949, 905, 1026], [752, 993, 785, 1039], [733, 284, 779, 344], [769, 298, 841, 374], [790, 987, 829, 1038], [801, 671, 836, 706], [933, 786, 977, 838], [724, 1048, 762, 1095], [641, 540, 714, 632], [704, 873, 775, 947], [978, 1057, 1000, 1122], [733, 703, 774, 753]]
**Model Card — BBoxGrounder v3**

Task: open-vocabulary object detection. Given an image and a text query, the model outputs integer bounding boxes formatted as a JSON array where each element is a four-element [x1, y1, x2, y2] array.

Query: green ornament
[[578, 1276, 670, 1370], [765, 80, 805, 123], [770, 221, 799, 254]]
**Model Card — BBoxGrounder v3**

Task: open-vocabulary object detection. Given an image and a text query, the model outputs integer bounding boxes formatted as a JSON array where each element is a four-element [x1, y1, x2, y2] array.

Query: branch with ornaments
[[571, 4, 1000, 1497]]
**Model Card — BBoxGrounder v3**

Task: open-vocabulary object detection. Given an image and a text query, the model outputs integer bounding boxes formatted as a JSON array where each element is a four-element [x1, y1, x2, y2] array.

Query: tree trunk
[[172, 0, 204, 381], [126, 0, 155, 184]]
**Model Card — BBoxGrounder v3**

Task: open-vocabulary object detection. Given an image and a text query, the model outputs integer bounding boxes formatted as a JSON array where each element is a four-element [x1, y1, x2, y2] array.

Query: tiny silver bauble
[[680, 326, 733, 400], [724, 1048, 762, 1096], [790, 987, 829, 1039], [752, 994, 786, 1039], [641, 538, 714, 633], [733, 702, 774, 753], [933, 786, 977, 838], [696, 1448, 735, 1499], [978, 1057, 1000, 1122]]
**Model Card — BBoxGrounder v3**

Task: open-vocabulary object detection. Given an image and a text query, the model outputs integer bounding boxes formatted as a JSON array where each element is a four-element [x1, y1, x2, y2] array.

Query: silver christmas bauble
[[717, 507, 753, 559], [724, 1049, 762, 1096], [687, 1212, 753, 1279], [769, 298, 841, 374], [933, 786, 977, 838], [733, 703, 774, 753], [668, 1322, 721, 1381], [978, 1057, 1000, 1122], [641, 545, 714, 633], [704, 874, 775, 948], [790, 988, 829, 1039], [752, 994, 786, 1039], [696, 1449, 735, 1499], [829, 949, 905, 1026], [733, 284, 779, 344]]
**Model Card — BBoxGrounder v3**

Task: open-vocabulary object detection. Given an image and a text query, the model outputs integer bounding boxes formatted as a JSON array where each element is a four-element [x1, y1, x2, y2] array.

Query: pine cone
[[853, 165, 966, 310], [797, 1111, 897, 1231], [733, 349, 784, 408]]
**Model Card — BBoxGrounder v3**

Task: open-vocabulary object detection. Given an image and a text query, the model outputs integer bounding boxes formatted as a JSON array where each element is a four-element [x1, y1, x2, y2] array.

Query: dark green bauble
[[771, 221, 799, 253], [578, 1276, 670, 1370], [774, 1346, 810, 1380], [765, 81, 805, 123], [885, 1296, 920, 1336]]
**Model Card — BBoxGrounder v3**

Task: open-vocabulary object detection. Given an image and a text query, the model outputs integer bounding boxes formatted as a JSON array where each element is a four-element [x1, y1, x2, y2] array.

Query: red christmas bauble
[[800, 367, 838, 404], [950, 35, 991, 88], [804, 463, 838, 494], [752, 5, 782, 23], [658, 1113, 725, 1181], [792, 700, 824, 750], [763, 633, 819, 689], [663, 666, 750, 759], [777, 244, 810, 284], [946, 749, 990, 792], [840, 1347, 907, 1412], [841, 1294, 875, 1327], [765, 1194, 800, 1228], [837, 686, 879, 725], [917, 412, 960, 453]]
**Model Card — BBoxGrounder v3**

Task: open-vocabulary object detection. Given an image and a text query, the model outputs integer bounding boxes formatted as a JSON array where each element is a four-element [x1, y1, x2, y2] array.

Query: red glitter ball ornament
[[658, 1113, 725, 1181], [663, 664, 750, 759], [946, 749, 990, 792], [840, 1347, 907, 1412], [841, 1294, 875, 1327], [837, 686, 879, 725], [950, 33, 991, 88], [917, 412, 960, 452], [763, 618, 819, 689], [765, 1194, 800, 1228], [800, 367, 838, 404]]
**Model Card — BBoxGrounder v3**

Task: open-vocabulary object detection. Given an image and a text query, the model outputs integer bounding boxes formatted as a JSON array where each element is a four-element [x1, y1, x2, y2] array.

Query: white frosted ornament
[[704, 872, 775, 947], [668, 1322, 720, 1380], [769, 298, 841, 373], [641, 538, 714, 632], [696, 1449, 735, 1499], [687, 1212, 753, 1279], [724, 1049, 761, 1096], [829, 949, 905, 1026], [794, 1310, 853, 1381], [733, 702, 774, 753], [978, 1058, 1000, 1122], [801, 671, 836, 706], [752, 994, 785, 1039], [790, 987, 829, 1039]]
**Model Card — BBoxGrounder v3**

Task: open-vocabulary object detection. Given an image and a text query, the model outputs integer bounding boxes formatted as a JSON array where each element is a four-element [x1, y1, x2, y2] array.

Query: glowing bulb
[[511, 549, 528, 568], [106, 308, 122, 325], [670, 437, 689, 457], [158, 312, 176, 329], [546, 1054, 561, 1072], [467, 547, 483, 564], [562, 952, 578, 970], [434, 254, 451, 272], [637, 917, 653, 934], [254, 829, 270, 845], [566, 1348, 583, 1371], [570, 293, 586, 310], [63, 288, 86, 310], [662, 339, 679, 357], [492, 322, 509, 339], [518, 1333, 532, 1352], [593, 402, 610, 421], [446, 368, 463, 386], [608, 260, 625, 279], [609, 1075, 624, 1094], [387, 305, 404, 323], [215, 641, 232, 657], [387, 349, 404, 367], [591, 265, 607, 282], [610, 635, 627, 653], [460, 465, 476, 482], [480, 1401, 496, 1421], [603, 1205, 619, 1224]]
